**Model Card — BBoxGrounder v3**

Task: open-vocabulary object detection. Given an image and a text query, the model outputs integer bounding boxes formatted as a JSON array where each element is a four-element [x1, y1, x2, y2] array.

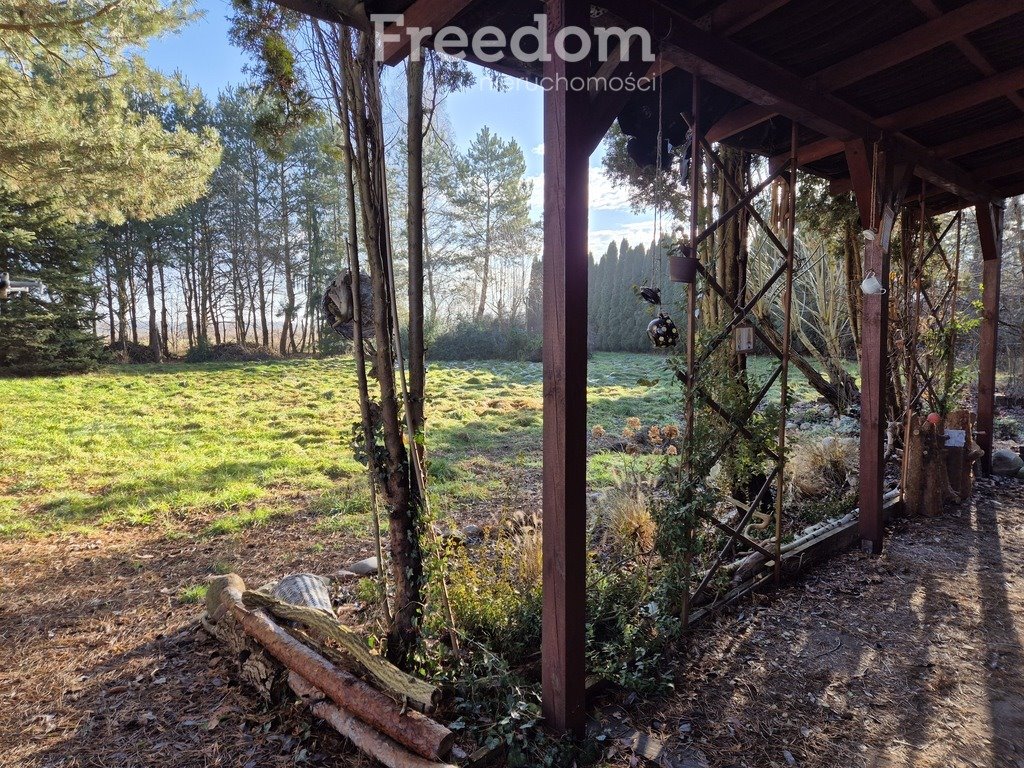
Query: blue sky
[[143, 0, 657, 256]]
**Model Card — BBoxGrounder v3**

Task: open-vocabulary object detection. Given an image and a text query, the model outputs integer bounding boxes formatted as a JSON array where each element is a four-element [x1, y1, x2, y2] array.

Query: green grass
[[179, 584, 207, 604], [0, 353, 842, 539]]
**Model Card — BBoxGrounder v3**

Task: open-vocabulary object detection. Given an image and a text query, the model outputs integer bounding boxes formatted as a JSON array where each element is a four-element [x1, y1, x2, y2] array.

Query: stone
[[345, 556, 379, 576], [836, 416, 859, 435], [462, 523, 484, 542], [991, 448, 1024, 476], [1016, 466, 1024, 480]]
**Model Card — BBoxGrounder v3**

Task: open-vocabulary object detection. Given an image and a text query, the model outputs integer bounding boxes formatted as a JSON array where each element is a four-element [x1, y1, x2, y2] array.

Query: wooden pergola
[[278, 0, 1021, 736]]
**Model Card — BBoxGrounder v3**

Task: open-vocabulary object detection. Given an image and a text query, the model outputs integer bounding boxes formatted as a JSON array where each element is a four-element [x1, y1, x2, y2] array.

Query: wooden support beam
[[542, 0, 590, 738], [379, 0, 475, 65], [272, 0, 368, 27], [780, 65, 1024, 164], [701, 0, 794, 35], [707, 103, 782, 143], [976, 203, 1004, 476], [934, 117, 1024, 159], [844, 139, 874, 228], [856, 151, 913, 555], [907, 0, 1024, 114], [879, 65, 1024, 131], [700, 0, 1021, 142], [597, 0, 997, 203], [813, 0, 1021, 90]]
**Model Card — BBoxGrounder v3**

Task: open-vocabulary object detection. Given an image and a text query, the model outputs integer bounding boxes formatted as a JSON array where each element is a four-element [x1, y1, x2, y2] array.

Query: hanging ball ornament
[[926, 412, 941, 426], [647, 312, 680, 348]]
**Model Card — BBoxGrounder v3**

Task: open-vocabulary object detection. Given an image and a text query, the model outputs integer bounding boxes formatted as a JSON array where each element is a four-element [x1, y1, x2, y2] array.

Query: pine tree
[[449, 128, 535, 320], [0, 1, 220, 224], [0, 194, 102, 374]]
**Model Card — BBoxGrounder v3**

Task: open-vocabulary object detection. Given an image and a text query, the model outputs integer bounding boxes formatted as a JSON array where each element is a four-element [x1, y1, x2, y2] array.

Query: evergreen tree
[[0, 1, 220, 224], [0, 195, 102, 374], [449, 128, 536, 320]]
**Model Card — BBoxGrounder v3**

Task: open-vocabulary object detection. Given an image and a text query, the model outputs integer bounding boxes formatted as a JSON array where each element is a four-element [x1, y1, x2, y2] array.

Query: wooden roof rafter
[[907, 0, 1024, 115], [599, 0, 1000, 205], [697, 0, 794, 35], [707, 0, 1022, 141]]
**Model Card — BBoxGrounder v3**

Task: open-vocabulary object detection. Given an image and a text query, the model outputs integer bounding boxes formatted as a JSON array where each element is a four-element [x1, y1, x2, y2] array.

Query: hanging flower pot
[[648, 313, 680, 348], [669, 245, 699, 283]]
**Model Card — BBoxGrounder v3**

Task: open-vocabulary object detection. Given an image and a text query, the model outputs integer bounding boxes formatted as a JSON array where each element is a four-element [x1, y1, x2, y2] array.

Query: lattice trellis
[[675, 76, 799, 628], [894, 192, 967, 489]]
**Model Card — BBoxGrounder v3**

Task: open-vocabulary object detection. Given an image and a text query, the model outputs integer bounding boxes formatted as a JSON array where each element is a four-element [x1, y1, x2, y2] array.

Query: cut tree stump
[[202, 575, 288, 702], [946, 410, 980, 499], [904, 414, 959, 517]]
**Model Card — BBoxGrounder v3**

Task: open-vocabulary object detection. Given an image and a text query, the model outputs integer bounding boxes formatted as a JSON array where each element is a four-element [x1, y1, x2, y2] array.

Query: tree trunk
[[127, 265, 139, 346], [253, 162, 270, 348], [158, 260, 170, 358], [407, 56, 427, 484], [344, 31, 422, 666], [279, 162, 296, 356], [103, 246, 116, 345], [903, 414, 956, 517]]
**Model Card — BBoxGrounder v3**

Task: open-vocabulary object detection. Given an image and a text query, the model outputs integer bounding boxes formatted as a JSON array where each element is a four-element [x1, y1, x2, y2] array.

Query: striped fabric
[[272, 573, 334, 615]]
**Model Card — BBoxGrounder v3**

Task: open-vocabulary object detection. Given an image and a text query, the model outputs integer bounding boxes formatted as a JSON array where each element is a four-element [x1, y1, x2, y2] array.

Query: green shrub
[[429, 318, 541, 362], [995, 415, 1021, 441]]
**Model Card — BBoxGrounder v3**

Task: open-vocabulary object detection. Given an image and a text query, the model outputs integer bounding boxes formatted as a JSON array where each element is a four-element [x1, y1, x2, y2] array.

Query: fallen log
[[289, 673, 457, 768], [217, 584, 454, 761], [203, 575, 289, 702], [243, 589, 439, 712]]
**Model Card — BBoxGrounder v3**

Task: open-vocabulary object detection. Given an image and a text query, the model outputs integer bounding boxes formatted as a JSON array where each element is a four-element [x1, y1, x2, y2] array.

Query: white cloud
[[526, 166, 637, 214], [532, 143, 545, 156], [589, 220, 659, 256], [588, 166, 635, 211]]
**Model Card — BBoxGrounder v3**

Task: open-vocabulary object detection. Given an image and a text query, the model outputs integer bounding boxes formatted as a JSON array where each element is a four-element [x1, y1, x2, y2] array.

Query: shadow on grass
[[31, 458, 283, 530]]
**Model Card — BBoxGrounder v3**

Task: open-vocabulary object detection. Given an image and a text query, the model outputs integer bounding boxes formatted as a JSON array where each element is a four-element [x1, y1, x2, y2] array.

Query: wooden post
[[849, 145, 910, 554], [541, 0, 590, 737], [976, 202, 1004, 476]]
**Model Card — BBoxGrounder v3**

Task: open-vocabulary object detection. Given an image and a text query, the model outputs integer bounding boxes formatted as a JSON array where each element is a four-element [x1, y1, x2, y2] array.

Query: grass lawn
[[0, 352, 836, 539]]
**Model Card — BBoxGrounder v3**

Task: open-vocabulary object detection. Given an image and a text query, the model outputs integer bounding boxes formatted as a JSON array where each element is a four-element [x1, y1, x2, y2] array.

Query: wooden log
[[219, 585, 454, 761], [289, 673, 457, 768], [201, 613, 290, 703], [242, 590, 439, 712], [904, 415, 925, 517], [203, 575, 290, 702]]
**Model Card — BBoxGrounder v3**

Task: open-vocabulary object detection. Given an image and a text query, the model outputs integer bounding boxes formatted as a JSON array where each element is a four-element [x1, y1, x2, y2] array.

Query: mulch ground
[[2, 478, 1022, 768], [649, 474, 1024, 768]]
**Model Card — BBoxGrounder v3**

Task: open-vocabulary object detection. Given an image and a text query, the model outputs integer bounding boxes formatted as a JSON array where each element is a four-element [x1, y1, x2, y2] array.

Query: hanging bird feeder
[[669, 244, 699, 283], [734, 323, 755, 355], [648, 313, 679, 348], [639, 286, 662, 305]]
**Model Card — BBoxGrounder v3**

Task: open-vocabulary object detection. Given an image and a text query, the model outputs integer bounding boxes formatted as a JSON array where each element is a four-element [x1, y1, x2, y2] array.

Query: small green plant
[[179, 584, 206, 604], [994, 415, 1021, 441], [204, 507, 280, 536], [354, 577, 380, 607]]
